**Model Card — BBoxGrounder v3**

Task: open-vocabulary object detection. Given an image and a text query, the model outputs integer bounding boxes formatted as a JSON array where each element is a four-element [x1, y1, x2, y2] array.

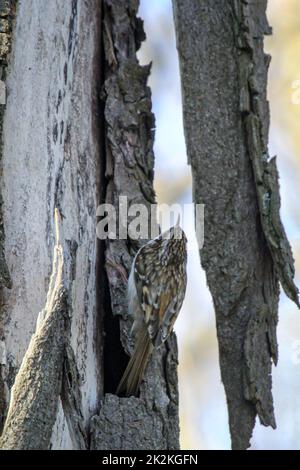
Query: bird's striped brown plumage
[[116, 222, 187, 396]]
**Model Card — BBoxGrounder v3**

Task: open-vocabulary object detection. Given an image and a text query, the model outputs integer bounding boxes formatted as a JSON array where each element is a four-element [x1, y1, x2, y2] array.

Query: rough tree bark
[[0, 0, 179, 450], [173, 0, 299, 450], [90, 0, 179, 450], [0, 0, 103, 449]]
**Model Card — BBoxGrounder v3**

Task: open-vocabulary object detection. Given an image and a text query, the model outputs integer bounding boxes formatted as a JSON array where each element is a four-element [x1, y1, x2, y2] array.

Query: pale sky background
[[138, 0, 300, 450]]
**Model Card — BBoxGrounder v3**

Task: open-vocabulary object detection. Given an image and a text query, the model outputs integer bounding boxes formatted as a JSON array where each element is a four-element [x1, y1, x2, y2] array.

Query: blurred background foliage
[[138, 0, 300, 449]]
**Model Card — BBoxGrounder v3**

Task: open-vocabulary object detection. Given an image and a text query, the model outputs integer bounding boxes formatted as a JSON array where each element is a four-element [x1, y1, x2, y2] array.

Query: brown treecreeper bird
[[116, 220, 187, 396]]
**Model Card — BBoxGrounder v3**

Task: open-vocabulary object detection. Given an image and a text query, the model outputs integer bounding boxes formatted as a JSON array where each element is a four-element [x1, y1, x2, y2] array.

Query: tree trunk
[[173, 0, 299, 450], [0, 0, 103, 449], [0, 0, 179, 450], [90, 0, 179, 450]]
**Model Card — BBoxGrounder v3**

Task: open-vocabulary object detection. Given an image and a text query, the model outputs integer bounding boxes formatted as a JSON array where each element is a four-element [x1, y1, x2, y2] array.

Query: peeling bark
[[89, 0, 180, 450], [173, 0, 298, 449], [0, 212, 68, 450]]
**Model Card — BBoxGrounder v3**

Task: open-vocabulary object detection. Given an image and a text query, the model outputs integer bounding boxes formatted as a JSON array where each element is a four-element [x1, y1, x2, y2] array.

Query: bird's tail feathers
[[116, 324, 153, 397]]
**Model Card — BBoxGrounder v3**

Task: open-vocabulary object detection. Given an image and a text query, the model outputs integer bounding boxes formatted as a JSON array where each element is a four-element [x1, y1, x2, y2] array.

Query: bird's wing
[[153, 273, 186, 347], [134, 241, 186, 347]]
